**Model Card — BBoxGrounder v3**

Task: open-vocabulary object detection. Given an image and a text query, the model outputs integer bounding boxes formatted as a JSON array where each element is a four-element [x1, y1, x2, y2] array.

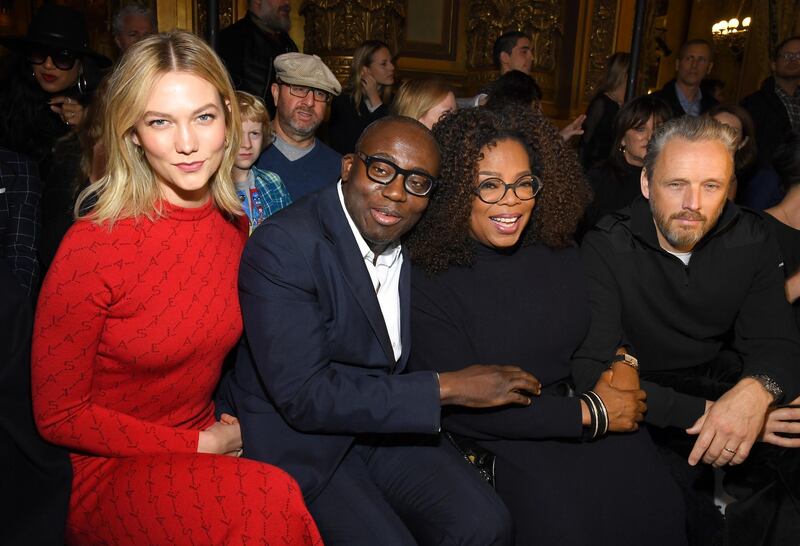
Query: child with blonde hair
[[234, 91, 292, 233]]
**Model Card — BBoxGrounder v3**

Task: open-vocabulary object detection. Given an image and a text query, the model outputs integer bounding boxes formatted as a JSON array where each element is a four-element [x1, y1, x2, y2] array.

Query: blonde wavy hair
[[346, 40, 393, 113], [391, 78, 454, 122], [75, 30, 242, 224]]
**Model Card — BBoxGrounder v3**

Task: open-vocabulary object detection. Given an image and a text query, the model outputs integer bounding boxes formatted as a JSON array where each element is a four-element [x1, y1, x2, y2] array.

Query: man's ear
[[499, 51, 510, 71], [640, 167, 651, 199], [341, 153, 354, 182], [271, 83, 280, 106], [706, 61, 714, 76]]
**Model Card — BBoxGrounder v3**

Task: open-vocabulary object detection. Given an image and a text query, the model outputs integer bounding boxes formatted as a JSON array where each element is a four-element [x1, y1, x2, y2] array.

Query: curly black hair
[[406, 102, 591, 274]]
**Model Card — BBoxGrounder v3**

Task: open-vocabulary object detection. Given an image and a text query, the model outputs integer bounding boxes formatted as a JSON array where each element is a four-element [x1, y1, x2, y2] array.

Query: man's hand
[[439, 365, 541, 408], [759, 394, 800, 448], [686, 378, 774, 467]]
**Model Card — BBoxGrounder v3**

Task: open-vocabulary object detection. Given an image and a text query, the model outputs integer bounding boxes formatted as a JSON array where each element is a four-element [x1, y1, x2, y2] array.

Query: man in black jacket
[[573, 115, 800, 545], [652, 39, 718, 118], [741, 36, 800, 167], [217, 0, 298, 117]]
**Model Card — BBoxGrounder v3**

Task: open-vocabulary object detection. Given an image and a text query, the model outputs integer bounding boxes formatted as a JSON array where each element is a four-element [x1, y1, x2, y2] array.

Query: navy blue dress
[[408, 242, 687, 545]]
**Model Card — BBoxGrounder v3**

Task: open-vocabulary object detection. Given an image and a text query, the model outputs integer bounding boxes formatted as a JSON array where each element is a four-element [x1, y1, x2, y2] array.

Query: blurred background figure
[[112, 3, 157, 54], [484, 70, 587, 143], [217, 0, 298, 118], [579, 52, 629, 170], [765, 130, 800, 325], [582, 95, 672, 235], [701, 78, 727, 103], [391, 77, 457, 129], [0, 4, 110, 272], [328, 40, 395, 154], [706, 103, 778, 205]]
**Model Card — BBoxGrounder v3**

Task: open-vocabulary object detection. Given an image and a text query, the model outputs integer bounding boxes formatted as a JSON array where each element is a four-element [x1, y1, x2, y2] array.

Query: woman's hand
[[592, 370, 646, 432], [198, 419, 242, 455], [759, 395, 800, 448], [559, 114, 586, 141], [360, 69, 382, 107], [49, 96, 85, 129]]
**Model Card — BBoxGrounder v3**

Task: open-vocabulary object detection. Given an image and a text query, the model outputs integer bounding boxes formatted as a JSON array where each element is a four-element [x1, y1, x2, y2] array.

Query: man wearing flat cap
[[255, 52, 343, 200]]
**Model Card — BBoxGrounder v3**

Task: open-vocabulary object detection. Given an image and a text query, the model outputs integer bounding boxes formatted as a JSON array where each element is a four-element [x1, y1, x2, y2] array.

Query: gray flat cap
[[274, 53, 342, 96]]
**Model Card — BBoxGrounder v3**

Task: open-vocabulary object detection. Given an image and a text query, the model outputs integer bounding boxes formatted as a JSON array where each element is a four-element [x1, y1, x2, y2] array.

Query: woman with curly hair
[[406, 104, 687, 545]]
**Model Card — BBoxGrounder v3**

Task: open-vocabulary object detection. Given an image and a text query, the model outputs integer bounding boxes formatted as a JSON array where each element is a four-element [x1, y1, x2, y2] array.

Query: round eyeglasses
[[27, 46, 78, 71], [356, 152, 437, 197], [473, 175, 543, 204]]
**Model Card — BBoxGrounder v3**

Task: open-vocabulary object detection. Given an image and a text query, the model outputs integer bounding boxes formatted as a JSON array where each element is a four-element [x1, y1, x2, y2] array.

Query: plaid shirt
[[775, 84, 800, 129], [0, 148, 41, 295], [240, 166, 292, 234]]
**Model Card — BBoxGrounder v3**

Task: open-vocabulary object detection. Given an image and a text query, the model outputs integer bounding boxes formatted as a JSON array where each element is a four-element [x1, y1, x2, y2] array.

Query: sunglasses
[[27, 46, 78, 71]]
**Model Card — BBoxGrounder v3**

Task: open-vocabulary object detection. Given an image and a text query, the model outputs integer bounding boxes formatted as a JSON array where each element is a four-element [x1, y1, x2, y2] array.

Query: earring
[[77, 68, 88, 95]]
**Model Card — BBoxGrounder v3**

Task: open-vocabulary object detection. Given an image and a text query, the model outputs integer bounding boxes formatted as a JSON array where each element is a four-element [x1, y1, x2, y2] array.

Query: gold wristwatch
[[611, 353, 639, 370]]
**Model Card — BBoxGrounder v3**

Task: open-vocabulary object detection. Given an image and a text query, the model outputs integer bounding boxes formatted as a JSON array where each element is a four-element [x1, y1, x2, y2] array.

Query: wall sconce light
[[712, 16, 751, 60]]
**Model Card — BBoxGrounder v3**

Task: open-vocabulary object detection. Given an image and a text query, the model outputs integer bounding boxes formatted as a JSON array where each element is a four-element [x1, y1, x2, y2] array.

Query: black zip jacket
[[572, 196, 800, 428]]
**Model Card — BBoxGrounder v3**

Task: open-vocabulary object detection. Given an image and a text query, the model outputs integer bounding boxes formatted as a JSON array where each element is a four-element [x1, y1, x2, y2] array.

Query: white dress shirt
[[338, 182, 403, 361]]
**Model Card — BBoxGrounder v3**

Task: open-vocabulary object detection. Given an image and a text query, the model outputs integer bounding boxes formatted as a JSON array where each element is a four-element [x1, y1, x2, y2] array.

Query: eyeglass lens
[[359, 154, 434, 196], [287, 84, 330, 103], [27, 47, 77, 70], [476, 176, 541, 203]]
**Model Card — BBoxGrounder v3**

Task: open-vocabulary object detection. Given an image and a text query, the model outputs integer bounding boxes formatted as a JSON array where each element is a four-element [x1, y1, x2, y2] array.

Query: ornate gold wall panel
[[196, 0, 235, 37], [300, 0, 405, 81], [581, 0, 618, 101], [466, 0, 563, 72]]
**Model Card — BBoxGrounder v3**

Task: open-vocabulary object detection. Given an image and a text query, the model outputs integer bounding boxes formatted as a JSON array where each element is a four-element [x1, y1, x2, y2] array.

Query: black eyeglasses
[[279, 82, 332, 103], [27, 46, 78, 71], [473, 175, 543, 204], [356, 152, 437, 197]]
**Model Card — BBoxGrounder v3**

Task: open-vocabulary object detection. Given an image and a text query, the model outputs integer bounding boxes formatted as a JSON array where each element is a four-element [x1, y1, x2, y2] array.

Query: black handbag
[[444, 431, 496, 488]]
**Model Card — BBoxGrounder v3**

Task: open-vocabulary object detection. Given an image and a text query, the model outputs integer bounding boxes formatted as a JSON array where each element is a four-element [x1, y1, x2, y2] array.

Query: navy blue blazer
[[222, 183, 441, 501]]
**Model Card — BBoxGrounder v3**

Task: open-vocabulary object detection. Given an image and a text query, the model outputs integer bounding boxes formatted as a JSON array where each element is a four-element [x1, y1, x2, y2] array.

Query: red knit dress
[[31, 199, 322, 546]]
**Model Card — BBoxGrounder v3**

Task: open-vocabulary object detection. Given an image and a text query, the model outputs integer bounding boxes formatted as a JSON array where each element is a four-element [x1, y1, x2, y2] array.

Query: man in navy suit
[[223, 116, 540, 545]]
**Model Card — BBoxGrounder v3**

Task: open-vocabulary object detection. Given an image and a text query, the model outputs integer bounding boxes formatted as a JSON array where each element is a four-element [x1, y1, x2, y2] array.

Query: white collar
[[337, 180, 402, 267]]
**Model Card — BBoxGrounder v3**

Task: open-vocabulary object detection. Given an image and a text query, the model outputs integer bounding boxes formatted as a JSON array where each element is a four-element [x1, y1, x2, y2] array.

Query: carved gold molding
[[300, 0, 405, 55], [196, 0, 235, 37], [466, 0, 563, 72], [582, 0, 618, 102]]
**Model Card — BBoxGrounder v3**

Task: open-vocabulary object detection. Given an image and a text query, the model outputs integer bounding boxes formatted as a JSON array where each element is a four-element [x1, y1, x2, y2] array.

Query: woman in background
[[328, 40, 395, 154], [707, 103, 782, 207], [391, 77, 458, 129], [32, 31, 321, 546], [581, 94, 672, 235], [579, 52, 630, 170], [0, 4, 110, 271]]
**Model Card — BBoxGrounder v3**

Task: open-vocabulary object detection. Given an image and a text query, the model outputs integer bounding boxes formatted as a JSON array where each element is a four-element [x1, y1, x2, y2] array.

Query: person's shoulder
[[724, 205, 773, 246], [313, 139, 343, 161], [582, 208, 634, 248]]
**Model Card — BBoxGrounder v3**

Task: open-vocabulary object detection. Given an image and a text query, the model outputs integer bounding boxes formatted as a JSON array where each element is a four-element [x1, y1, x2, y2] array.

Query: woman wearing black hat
[[0, 4, 111, 272]]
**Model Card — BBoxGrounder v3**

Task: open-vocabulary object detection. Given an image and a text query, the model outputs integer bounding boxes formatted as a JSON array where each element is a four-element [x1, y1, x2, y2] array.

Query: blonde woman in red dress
[[31, 31, 321, 545]]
